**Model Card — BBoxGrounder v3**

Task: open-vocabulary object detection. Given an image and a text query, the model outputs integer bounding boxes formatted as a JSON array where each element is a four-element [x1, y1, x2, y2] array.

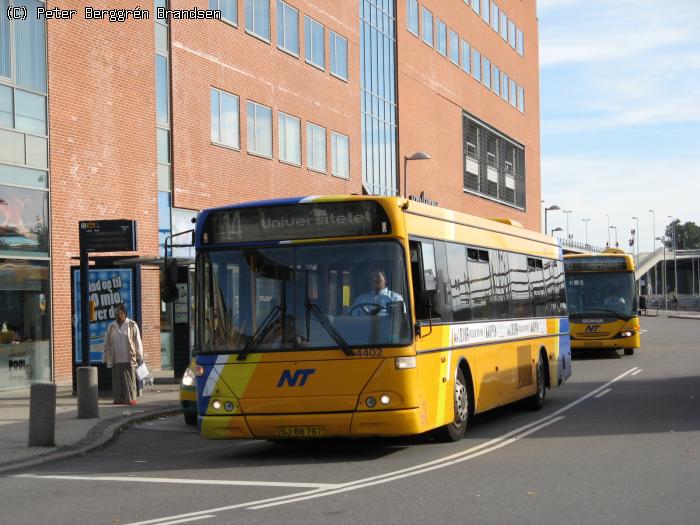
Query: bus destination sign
[[203, 201, 391, 244], [79, 219, 137, 253], [564, 256, 628, 272]]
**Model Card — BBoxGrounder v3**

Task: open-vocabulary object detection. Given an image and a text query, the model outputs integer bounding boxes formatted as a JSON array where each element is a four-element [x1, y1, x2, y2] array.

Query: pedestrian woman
[[103, 303, 144, 405]]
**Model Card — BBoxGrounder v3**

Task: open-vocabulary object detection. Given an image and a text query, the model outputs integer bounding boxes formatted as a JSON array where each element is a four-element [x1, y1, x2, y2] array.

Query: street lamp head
[[632, 216, 638, 220], [551, 227, 563, 233], [405, 151, 431, 161], [546, 205, 561, 211]]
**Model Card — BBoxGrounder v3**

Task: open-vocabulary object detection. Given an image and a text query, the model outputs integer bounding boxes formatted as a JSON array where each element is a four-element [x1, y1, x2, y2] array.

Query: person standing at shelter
[[103, 303, 144, 405]]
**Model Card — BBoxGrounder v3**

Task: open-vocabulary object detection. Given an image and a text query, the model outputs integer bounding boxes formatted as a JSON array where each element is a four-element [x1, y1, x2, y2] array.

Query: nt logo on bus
[[277, 369, 316, 387]]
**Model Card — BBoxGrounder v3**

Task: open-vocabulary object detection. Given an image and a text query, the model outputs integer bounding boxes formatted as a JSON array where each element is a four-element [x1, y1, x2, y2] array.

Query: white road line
[[13, 474, 339, 490], [594, 388, 613, 399], [631, 369, 643, 376], [155, 516, 216, 525]]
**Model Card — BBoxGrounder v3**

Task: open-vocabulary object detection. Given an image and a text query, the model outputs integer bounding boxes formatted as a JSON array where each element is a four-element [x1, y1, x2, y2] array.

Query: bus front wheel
[[433, 367, 469, 442]]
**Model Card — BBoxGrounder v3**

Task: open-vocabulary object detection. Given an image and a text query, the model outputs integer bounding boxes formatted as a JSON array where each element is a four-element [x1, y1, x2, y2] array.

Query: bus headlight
[[181, 367, 196, 387], [620, 331, 633, 338], [212, 400, 222, 410], [395, 356, 416, 370], [224, 401, 235, 412], [366, 396, 377, 408], [380, 394, 391, 405]]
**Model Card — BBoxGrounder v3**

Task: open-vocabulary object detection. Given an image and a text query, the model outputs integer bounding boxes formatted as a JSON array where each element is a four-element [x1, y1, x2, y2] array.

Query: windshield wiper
[[575, 308, 627, 320], [237, 305, 282, 361], [305, 299, 354, 356]]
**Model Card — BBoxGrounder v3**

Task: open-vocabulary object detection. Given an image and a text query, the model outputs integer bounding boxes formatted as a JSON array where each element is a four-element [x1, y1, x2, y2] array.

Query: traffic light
[[161, 257, 179, 303]]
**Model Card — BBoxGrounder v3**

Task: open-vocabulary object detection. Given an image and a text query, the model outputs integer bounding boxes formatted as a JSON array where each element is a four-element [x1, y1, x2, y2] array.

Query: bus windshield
[[565, 271, 636, 319], [198, 240, 412, 353]]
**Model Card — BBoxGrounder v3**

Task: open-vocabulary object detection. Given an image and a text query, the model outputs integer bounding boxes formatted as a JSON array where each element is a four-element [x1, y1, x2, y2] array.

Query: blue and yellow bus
[[193, 196, 570, 441]]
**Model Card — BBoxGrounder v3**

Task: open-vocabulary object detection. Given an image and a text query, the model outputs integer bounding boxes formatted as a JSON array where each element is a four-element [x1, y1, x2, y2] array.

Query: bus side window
[[409, 239, 443, 321]]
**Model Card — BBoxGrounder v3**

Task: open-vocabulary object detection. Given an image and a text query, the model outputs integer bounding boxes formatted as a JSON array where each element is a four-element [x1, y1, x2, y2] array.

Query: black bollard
[[77, 366, 99, 419], [28, 383, 56, 447]]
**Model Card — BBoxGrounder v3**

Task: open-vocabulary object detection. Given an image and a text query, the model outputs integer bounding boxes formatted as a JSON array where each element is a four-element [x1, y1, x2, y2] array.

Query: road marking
[[594, 388, 612, 399], [13, 474, 339, 490], [155, 516, 216, 525], [115, 366, 641, 524], [631, 369, 643, 376]]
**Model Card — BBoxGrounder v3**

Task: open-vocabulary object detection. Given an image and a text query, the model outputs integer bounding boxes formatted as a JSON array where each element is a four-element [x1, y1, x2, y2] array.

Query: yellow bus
[[194, 195, 571, 441], [564, 249, 641, 355]]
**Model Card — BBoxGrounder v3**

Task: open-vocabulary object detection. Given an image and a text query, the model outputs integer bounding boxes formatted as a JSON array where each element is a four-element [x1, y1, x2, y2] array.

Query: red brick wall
[[47, 1, 160, 383], [396, 0, 541, 230], [170, 0, 362, 211]]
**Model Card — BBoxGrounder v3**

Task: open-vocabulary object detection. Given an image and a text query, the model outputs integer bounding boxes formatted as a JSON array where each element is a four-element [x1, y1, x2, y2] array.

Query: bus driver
[[351, 270, 405, 316]]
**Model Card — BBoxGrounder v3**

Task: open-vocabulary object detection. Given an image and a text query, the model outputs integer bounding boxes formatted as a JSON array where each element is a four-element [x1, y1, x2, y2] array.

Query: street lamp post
[[403, 151, 431, 198], [668, 216, 678, 300], [610, 225, 618, 247], [649, 209, 655, 251], [544, 205, 560, 235], [606, 214, 611, 247], [656, 237, 667, 310], [632, 216, 639, 264], [582, 218, 590, 245], [563, 210, 572, 239]]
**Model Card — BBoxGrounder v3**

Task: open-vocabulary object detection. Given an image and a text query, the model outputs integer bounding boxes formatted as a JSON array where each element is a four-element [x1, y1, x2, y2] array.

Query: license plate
[[277, 425, 324, 438], [583, 341, 600, 347]]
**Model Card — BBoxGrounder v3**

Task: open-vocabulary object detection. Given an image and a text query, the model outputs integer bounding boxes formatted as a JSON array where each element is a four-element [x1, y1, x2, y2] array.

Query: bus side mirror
[[161, 258, 179, 303]]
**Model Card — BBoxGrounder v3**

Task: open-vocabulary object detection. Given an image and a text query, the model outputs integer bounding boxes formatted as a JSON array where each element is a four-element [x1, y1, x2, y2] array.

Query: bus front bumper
[[199, 408, 423, 440], [570, 334, 640, 350]]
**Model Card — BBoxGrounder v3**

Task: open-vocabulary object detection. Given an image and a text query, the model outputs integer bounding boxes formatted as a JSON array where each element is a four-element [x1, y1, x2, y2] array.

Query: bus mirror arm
[[415, 298, 434, 339]]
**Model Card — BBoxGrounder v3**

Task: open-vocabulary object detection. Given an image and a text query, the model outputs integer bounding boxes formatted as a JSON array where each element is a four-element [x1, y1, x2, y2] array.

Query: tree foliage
[[663, 220, 700, 249]]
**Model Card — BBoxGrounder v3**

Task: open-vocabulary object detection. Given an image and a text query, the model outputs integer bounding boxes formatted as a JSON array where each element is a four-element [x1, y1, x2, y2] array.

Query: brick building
[[0, 0, 540, 388]]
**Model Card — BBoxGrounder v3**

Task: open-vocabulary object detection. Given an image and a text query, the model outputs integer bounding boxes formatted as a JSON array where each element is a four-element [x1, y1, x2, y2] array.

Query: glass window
[[276, 0, 299, 55], [472, 48, 481, 82], [449, 30, 459, 65], [211, 88, 240, 148], [0, 258, 51, 388], [500, 11, 507, 41], [247, 101, 272, 157], [245, 0, 270, 40], [493, 64, 500, 95], [471, 0, 480, 15], [0, 184, 48, 256], [14, 90, 46, 136], [501, 72, 509, 100], [0, 0, 9, 78], [156, 54, 169, 126], [509, 253, 532, 318], [330, 31, 348, 80], [306, 122, 326, 171], [510, 78, 517, 107], [158, 190, 171, 257], [516, 28, 524, 56], [25, 134, 46, 168], [157, 128, 170, 164], [436, 19, 446, 56], [0, 84, 12, 127], [482, 0, 490, 24], [491, 2, 499, 32], [331, 131, 349, 178], [490, 250, 511, 319], [407, 0, 418, 35], [468, 252, 492, 320], [210, 0, 237, 25], [304, 16, 325, 69], [14, 0, 47, 92], [0, 164, 46, 188], [508, 19, 516, 48], [517, 84, 525, 112], [278, 112, 301, 165], [421, 6, 433, 47], [461, 39, 470, 74], [482, 56, 490, 89], [446, 242, 470, 321]]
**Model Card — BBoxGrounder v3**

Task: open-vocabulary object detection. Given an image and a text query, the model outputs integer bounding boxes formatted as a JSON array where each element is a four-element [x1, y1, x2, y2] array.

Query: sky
[[537, 0, 700, 254]]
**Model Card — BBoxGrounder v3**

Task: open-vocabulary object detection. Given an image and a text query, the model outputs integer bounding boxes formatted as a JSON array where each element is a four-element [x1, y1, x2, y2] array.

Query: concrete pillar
[[77, 366, 99, 419], [28, 383, 56, 447]]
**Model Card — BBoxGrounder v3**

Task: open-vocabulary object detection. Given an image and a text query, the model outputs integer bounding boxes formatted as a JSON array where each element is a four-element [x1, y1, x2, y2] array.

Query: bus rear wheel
[[525, 353, 546, 410], [624, 348, 634, 356], [433, 367, 469, 442]]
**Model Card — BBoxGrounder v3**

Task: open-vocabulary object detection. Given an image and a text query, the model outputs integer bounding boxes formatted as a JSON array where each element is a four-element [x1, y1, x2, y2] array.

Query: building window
[[276, 0, 299, 55], [471, 0, 480, 16], [491, 2, 499, 32], [436, 19, 447, 56], [304, 16, 325, 69], [0, 0, 9, 79], [517, 85, 525, 113], [307, 122, 326, 172], [482, 56, 491, 89], [278, 112, 301, 165], [407, 0, 419, 35], [13, 1, 47, 92], [15, 89, 46, 136], [331, 131, 349, 179], [247, 101, 272, 157], [245, 0, 270, 41], [508, 19, 516, 48], [209, 0, 237, 25], [0, 183, 48, 256], [156, 54, 169, 125], [516, 28, 524, 56], [509, 78, 517, 107], [492, 64, 500, 95], [501, 72, 509, 101], [461, 39, 470, 74], [500, 11, 507, 41], [210, 88, 239, 148], [449, 30, 459, 65], [330, 31, 348, 80], [482, 0, 490, 24], [472, 48, 481, 82], [421, 6, 433, 47]]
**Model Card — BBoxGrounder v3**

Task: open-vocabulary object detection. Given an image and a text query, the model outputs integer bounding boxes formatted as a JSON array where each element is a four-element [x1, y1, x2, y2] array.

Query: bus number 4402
[[277, 369, 316, 387]]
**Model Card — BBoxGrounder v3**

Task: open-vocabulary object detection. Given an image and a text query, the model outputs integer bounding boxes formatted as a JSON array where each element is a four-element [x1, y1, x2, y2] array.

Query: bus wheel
[[433, 367, 469, 442], [624, 348, 634, 356], [525, 353, 546, 411]]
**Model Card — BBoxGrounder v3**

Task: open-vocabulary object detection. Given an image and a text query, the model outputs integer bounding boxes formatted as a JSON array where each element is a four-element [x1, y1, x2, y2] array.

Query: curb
[[667, 315, 700, 320], [0, 404, 180, 476]]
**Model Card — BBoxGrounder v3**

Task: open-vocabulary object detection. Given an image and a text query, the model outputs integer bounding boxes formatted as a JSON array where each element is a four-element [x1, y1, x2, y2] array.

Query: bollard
[[77, 366, 99, 419], [28, 383, 56, 447]]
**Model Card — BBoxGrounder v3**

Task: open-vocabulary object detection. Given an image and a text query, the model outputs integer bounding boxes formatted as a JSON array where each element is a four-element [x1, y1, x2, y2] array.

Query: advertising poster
[[73, 268, 134, 363]]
